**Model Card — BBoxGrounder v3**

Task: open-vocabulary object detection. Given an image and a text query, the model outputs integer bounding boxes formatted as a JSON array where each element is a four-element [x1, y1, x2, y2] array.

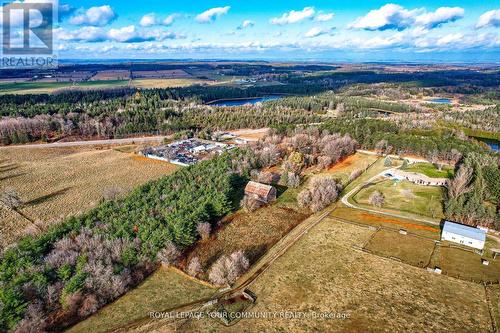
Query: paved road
[[0, 136, 168, 149]]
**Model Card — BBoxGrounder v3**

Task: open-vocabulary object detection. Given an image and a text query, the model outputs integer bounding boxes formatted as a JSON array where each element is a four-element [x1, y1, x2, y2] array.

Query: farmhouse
[[385, 169, 448, 186], [244, 181, 277, 204], [441, 220, 486, 250]]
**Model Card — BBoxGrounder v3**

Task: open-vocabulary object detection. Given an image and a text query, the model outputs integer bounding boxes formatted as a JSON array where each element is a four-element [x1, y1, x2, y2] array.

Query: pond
[[208, 95, 283, 106], [475, 137, 500, 152], [429, 98, 452, 104]]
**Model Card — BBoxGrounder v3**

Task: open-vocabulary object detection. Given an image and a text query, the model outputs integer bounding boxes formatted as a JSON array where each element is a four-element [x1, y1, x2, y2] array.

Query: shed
[[441, 220, 486, 250], [244, 181, 277, 204]]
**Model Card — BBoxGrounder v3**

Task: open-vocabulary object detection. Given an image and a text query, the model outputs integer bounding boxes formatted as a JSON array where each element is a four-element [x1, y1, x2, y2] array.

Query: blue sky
[[4, 1, 500, 62]]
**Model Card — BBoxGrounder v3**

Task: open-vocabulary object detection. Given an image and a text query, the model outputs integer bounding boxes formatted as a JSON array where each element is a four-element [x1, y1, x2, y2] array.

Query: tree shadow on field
[[0, 164, 19, 173], [24, 187, 73, 206], [0, 172, 27, 181]]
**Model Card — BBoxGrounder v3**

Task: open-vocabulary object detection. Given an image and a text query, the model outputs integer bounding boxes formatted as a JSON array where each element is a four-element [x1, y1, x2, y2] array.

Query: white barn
[[441, 221, 486, 250]]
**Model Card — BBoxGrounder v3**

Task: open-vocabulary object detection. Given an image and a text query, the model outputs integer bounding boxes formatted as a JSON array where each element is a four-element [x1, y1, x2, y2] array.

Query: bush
[[196, 222, 211, 241]]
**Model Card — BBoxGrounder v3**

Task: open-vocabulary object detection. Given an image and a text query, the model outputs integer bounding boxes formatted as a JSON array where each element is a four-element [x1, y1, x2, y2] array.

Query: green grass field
[[0, 80, 129, 94], [353, 179, 445, 219], [67, 266, 216, 333], [404, 162, 454, 179]]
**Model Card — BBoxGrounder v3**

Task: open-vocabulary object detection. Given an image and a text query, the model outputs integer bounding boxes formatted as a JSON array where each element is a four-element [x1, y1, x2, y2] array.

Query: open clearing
[[404, 162, 455, 178], [67, 266, 216, 333], [353, 179, 446, 219], [324, 152, 378, 185], [0, 146, 177, 248], [180, 218, 494, 332], [183, 188, 309, 280], [364, 229, 436, 267]]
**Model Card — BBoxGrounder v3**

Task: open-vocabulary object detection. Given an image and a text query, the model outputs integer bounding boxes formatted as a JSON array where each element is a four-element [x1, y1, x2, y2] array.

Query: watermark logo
[[1, 1, 58, 68]]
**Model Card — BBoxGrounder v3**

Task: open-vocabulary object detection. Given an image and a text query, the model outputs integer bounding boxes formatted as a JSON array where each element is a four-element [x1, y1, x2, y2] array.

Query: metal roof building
[[244, 181, 277, 204], [441, 220, 486, 250]]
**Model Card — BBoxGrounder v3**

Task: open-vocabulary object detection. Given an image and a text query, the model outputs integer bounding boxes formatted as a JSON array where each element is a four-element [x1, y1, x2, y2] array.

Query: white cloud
[[305, 26, 334, 38], [349, 4, 463, 31], [476, 9, 500, 29], [162, 14, 179, 26], [69, 5, 117, 27], [140, 13, 157, 27], [107, 25, 184, 43], [415, 7, 464, 29], [315, 12, 334, 22], [348, 4, 420, 31], [195, 6, 230, 23], [237, 20, 255, 30], [56, 26, 107, 42], [270, 7, 315, 25], [436, 33, 463, 46], [140, 13, 179, 27]]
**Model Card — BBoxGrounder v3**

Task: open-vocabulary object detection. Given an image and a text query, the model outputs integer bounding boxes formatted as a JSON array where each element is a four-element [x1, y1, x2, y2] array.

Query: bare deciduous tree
[[447, 165, 473, 199], [298, 177, 340, 212], [102, 186, 124, 201], [157, 241, 181, 266], [187, 257, 203, 277], [208, 250, 249, 285], [369, 191, 385, 208], [196, 222, 211, 241]]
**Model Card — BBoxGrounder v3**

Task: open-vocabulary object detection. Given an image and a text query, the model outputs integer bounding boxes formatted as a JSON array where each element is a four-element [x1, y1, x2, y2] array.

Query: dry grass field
[[432, 245, 500, 283], [364, 229, 436, 267], [67, 266, 216, 333], [323, 152, 379, 185], [0, 146, 177, 248], [91, 70, 130, 81], [179, 219, 494, 333], [488, 285, 500, 332]]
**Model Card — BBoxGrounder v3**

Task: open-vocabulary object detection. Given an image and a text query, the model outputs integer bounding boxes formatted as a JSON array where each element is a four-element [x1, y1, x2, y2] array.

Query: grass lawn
[[0, 146, 177, 248], [331, 206, 441, 239], [404, 162, 455, 179], [364, 229, 436, 267], [180, 217, 493, 332], [353, 179, 445, 219], [437, 245, 500, 283], [66, 266, 216, 333]]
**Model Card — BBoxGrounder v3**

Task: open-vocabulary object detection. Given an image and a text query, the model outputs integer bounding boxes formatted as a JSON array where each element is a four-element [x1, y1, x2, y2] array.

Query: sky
[[2, 0, 500, 62]]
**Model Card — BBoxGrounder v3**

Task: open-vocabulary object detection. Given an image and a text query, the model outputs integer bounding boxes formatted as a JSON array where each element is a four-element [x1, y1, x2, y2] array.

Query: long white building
[[441, 220, 486, 250]]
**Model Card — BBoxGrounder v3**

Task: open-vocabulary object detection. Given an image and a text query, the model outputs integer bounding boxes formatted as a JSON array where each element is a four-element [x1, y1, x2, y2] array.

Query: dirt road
[[0, 136, 168, 149]]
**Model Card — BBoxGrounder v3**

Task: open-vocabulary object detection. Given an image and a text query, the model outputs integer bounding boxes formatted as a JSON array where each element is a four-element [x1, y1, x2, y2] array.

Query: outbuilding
[[441, 220, 486, 250], [244, 181, 277, 204]]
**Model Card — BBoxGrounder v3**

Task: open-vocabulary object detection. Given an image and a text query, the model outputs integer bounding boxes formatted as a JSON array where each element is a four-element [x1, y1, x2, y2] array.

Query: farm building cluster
[[140, 139, 235, 166]]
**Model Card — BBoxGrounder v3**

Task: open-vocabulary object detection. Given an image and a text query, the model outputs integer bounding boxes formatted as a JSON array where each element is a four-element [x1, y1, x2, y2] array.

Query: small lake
[[209, 95, 283, 107], [475, 137, 500, 152], [429, 98, 452, 104]]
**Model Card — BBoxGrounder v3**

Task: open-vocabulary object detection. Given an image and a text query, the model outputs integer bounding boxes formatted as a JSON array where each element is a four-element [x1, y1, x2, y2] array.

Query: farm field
[[322, 152, 379, 185], [353, 179, 446, 219], [331, 206, 441, 239], [0, 80, 130, 94], [180, 218, 494, 332], [404, 162, 455, 178], [431, 245, 500, 283], [488, 285, 500, 332], [67, 266, 216, 333], [0, 78, 207, 94], [131, 78, 208, 88], [364, 229, 436, 267], [0, 146, 177, 248]]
